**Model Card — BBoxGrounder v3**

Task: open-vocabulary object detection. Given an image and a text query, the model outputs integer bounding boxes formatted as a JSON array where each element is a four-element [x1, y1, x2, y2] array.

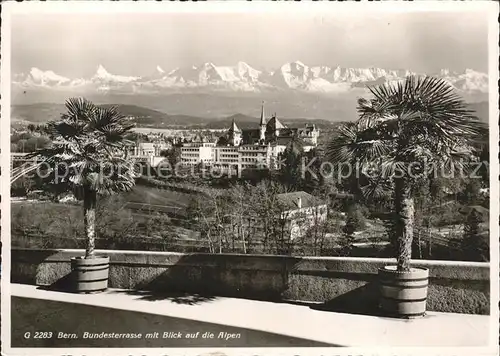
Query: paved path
[[10, 283, 491, 348]]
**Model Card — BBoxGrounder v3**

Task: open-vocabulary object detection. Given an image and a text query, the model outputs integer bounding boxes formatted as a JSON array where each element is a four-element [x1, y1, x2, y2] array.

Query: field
[[123, 185, 194, 215]]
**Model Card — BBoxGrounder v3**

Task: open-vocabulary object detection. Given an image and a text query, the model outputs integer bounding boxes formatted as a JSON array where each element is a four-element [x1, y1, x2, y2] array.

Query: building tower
[[228, 118, 242, 146], [259, 101, 266, 143]]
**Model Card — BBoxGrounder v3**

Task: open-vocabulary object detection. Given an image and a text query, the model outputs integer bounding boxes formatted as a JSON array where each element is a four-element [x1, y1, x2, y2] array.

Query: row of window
[[242, 157, 266, 163], [242, 164, 257, 168], [240, 146, 267, 151], [241, 152, 264, 157], [213, 164, 238, 167], [181, 150, 281, 162]]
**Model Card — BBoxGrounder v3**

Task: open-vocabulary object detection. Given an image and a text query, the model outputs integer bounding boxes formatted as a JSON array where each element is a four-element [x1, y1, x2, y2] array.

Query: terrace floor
[[10, 283, 490, 348]]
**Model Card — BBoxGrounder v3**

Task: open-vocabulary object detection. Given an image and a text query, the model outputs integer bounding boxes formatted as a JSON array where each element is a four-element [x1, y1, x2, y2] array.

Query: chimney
[[297, 197, 302, 209]]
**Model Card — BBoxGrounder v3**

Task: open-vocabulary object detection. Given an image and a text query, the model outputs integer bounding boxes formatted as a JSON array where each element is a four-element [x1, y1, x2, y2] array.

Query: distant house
[[276, 191, 328, 240], [132, 142, 170, 156], [130, 141, 171, 167], [459, 205, 489, 222]]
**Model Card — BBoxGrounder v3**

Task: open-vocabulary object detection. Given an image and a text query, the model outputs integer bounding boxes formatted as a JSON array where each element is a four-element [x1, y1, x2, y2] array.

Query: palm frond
[[329, 75, 484, 179], [359, 170, 394, 200], [326, 120, 394, 166], [34, 97, 136, 196], [62, 97, 97, 124]]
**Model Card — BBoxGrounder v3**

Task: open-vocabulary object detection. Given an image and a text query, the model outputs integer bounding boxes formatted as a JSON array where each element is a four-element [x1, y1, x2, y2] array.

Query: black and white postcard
[[1, 2, 498, 356]]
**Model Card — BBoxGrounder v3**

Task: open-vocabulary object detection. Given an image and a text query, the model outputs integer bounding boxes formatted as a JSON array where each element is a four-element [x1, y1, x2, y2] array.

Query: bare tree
[[187, 191, 233, 253], [226, 184, 256, 253]]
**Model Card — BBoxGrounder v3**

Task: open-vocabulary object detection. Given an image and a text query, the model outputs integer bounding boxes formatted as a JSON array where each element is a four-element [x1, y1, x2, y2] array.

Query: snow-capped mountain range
[[12, 61, 489, 95]]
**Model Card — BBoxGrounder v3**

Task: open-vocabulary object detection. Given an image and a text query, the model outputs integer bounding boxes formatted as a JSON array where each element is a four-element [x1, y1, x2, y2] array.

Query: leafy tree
[[10, 175, 35, 197], [458, 177, 488, 261], [460, 178, 482, 206], [166, 146, 182, 167], [340, 220, 356, 256], [341, 203, 366, 255], [16, 139, 28, 153], [326, 76, 485, 271], [26, 136, 52, 152], [31, 98, 137, 258], [302, 148, 325, 192], [124, 132, 140, 143], [461, 208, 488, 261], [11, 133, 51, 153], [95, 195, 140, 240], [216, 136, 230, 146], [279, 135, 305, 190], [477, 143, 489, 185]]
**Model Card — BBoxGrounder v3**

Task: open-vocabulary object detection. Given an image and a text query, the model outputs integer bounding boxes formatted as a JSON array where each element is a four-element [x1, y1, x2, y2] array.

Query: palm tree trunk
[[84, 188, 98, 258], [394, 178, 415, 271]]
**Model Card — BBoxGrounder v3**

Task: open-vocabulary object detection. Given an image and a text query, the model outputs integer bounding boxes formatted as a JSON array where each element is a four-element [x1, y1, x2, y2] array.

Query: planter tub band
[[378, 266, 429, 318], [71, 256, 110, 293]]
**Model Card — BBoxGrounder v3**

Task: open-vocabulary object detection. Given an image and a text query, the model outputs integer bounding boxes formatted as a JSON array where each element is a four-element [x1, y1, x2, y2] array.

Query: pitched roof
[[276, 191, 324, 210], [458, 205, 489, 220], [192, 134, 204, 142], [241, 129, 261, 144], [228, 119, 242, 133], [267, 116, 286, 131], [268, 136, 294, 146]]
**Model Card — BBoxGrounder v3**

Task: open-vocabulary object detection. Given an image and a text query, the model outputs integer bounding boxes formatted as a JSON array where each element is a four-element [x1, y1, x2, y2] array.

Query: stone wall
[[11, 248, 490, 315]]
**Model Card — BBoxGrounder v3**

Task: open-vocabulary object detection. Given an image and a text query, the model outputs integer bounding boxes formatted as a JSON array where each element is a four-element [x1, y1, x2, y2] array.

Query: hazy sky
[[11, 11, 489, 77]]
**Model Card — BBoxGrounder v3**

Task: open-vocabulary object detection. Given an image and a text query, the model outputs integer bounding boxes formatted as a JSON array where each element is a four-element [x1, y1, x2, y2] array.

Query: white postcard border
[[1, 2, 498, 356]]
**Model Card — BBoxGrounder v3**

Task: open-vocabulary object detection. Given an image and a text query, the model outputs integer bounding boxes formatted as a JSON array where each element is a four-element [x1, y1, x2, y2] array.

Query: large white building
[[180, 104, 320, 173], [180, 142, 216, 165], [130, 142, 171, 167]]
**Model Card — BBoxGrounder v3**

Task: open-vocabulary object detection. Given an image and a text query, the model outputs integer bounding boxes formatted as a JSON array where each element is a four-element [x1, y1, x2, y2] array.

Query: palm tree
[[32, 98, 136, 258], [327, 76, 486, 271]]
